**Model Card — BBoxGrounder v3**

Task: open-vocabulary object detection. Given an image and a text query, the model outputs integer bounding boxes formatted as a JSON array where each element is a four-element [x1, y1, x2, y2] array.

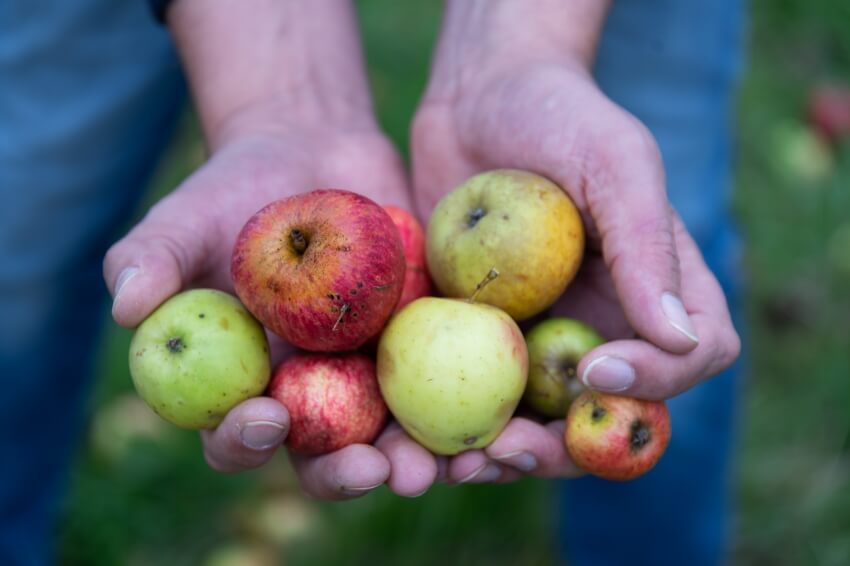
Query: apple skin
[[523, 318, 604, 418], [383, 205, 434, 311], [377, 297, 528, 455], [807, 83, 850, 144], [129, 289, 271, 430], [564, 391, 671, 481], [268, 352, 388, 455], [426, 169, 584, 321], [231, 189, 406, 352]]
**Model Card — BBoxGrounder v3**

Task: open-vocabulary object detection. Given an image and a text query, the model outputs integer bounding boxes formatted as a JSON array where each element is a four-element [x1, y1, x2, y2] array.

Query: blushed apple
[[524, 318, 604, 418], [129, 289, 271, 429], [426, 169, 584, 321], [377, 283, 528, 455], [231, 189, 406, 352], [268, 352, 387, 455], [565, 390, 671, 481], [383, 204, 433, 311]]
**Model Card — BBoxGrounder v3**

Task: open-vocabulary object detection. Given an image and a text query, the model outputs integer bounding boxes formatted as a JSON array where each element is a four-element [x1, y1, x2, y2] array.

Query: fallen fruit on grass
[[426, 169, 584, 320], [129, 289, 271, 429], [524, 318, 604, 418], [231, 189, 405, 352], [565, 390, 671, 481], [377, 270, 528, 455], [268, 352, 388, 455]]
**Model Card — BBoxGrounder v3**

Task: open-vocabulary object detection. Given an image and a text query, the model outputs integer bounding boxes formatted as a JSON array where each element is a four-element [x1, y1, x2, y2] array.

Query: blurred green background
[[59, 0, 850, 564]]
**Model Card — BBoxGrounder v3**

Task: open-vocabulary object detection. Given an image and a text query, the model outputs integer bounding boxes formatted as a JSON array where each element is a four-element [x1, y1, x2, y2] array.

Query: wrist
[[428, 0, 609, 98], [169, 0, 376, 150]]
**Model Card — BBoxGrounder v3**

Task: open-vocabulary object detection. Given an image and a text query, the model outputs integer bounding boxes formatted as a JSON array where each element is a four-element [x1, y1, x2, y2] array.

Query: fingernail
[[113, 266, 140, 300], [240, 421, 286, 450], [581, 356, 635, 392], [341, 482, 384, 497], [458, 463, 502, 484], [661, 292, 699, 344], [492, 451, 538, 473]]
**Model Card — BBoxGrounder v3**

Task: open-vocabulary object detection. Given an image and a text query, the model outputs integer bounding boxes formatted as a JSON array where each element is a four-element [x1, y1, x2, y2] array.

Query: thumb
[[104, 211, 214, 328], [574, 119, 699, 354]]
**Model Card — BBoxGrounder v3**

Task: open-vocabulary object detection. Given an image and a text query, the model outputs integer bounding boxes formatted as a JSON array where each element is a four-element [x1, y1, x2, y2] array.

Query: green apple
[[129, 289, 271, 429], [426, 169, 584, 321], [523, 318, 604, 418], [377, 294, 528, 455]]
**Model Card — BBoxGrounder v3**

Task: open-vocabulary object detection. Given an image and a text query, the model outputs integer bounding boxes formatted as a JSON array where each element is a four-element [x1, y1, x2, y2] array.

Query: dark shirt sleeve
[[148, 0, 173, 23]]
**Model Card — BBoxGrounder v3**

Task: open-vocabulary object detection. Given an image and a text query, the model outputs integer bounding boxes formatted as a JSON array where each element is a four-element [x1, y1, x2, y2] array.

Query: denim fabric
[[560, 1, 746, 565], [0, 1, 185, 563]]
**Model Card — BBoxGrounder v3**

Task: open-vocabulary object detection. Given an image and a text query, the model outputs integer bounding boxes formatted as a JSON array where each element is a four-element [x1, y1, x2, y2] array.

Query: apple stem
[[290, 229, 308, 254], [332, 303, 350, 331], [468, 267, 500, 303]]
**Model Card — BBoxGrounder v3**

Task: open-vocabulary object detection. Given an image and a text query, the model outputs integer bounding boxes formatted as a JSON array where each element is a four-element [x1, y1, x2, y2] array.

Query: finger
[[104, 197, 217, 327], [578, 217, 741, 399], [486, 418, 584, 479], [201, 397, 289, 473], [289, 444, 391, 501], [373, 422, 439, 497], [574, 111, 702, 355], [447, 450, 503, 485]]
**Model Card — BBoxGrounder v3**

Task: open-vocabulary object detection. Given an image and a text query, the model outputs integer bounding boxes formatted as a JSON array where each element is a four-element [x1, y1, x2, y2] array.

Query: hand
[[104, 109, 429, 498], [406, 0, 741, 483]]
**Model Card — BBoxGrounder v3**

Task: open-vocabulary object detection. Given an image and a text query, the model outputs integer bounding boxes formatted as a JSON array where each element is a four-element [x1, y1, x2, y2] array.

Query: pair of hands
[[104, 3, 739, 500]]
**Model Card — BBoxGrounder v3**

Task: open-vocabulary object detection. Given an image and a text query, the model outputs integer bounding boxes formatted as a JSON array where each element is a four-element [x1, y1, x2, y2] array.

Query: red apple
[[564, 390, 671, 481], [231, 190, 406, 352], [807, 83, 850, 144], [268, 352, 388, 455], [383, 205, 433, 311]]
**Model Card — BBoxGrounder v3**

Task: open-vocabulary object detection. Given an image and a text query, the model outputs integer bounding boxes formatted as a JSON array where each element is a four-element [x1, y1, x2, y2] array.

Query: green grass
[[59, 0, 850, 564]]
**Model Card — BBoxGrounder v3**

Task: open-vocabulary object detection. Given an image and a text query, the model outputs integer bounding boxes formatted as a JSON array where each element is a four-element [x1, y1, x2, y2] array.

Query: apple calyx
[[466, 207, 486, 228], [469, 267, 500, 303], [166, 337, 184, 354], [289, 229, 309, 255]]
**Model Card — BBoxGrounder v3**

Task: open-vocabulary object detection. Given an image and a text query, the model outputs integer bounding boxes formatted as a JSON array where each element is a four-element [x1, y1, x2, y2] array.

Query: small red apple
[[564, 390, 671, 481], [231, 190, 406, 352], [268, 352, 388, 455], [807, 83, 850, 144], [383, 205, 434, 311]]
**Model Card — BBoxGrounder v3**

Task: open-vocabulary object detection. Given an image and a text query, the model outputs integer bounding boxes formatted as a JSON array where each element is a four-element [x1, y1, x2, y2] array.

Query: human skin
[[407, 0, 741, 485], [105, 0, 741, 497], [104, 0, 437, 500]]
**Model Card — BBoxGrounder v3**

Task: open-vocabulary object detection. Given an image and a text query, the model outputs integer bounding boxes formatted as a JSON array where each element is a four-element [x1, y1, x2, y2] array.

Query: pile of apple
[[129, 170, 671, 481]]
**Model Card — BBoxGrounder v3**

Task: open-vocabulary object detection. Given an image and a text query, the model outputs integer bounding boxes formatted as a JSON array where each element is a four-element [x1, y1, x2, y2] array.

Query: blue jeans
[[0, 2, 185, 564], [560, 1, 746, 565], [0, 0, 745, 564]]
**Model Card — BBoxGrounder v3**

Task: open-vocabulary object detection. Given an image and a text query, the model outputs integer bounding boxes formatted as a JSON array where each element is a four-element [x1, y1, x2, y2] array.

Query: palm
[[412, 63, 641, 340]]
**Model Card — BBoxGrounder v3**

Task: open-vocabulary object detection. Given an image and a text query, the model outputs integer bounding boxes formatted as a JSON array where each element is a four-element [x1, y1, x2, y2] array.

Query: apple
[[426, 169, 584, 321], [231, 189, 406, 352], [129, 289, 271, 429], [523, 318, 604, 418], [383, 204, 433, 311], [564, 390, 671, 481], [268, 352, 388, 455], [806, 83, 850, 144], [377, 275, 528, 455]]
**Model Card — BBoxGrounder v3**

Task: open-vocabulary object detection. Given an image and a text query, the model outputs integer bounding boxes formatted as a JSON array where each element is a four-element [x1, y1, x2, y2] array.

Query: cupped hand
[[410, 57, 741, 482], [103, 113, 437, 499]]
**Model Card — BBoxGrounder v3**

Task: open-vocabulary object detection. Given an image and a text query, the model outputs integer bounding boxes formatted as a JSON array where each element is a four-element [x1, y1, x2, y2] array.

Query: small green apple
[[129, 289, 271, 429], [377, 289, 528, 455], [426, 169, 584, 321], [523, 318, 604, 418]]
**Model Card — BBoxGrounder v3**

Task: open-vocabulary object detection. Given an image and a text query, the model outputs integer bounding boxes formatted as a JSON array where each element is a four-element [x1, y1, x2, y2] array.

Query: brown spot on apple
[[219, 317, 229, 330]]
